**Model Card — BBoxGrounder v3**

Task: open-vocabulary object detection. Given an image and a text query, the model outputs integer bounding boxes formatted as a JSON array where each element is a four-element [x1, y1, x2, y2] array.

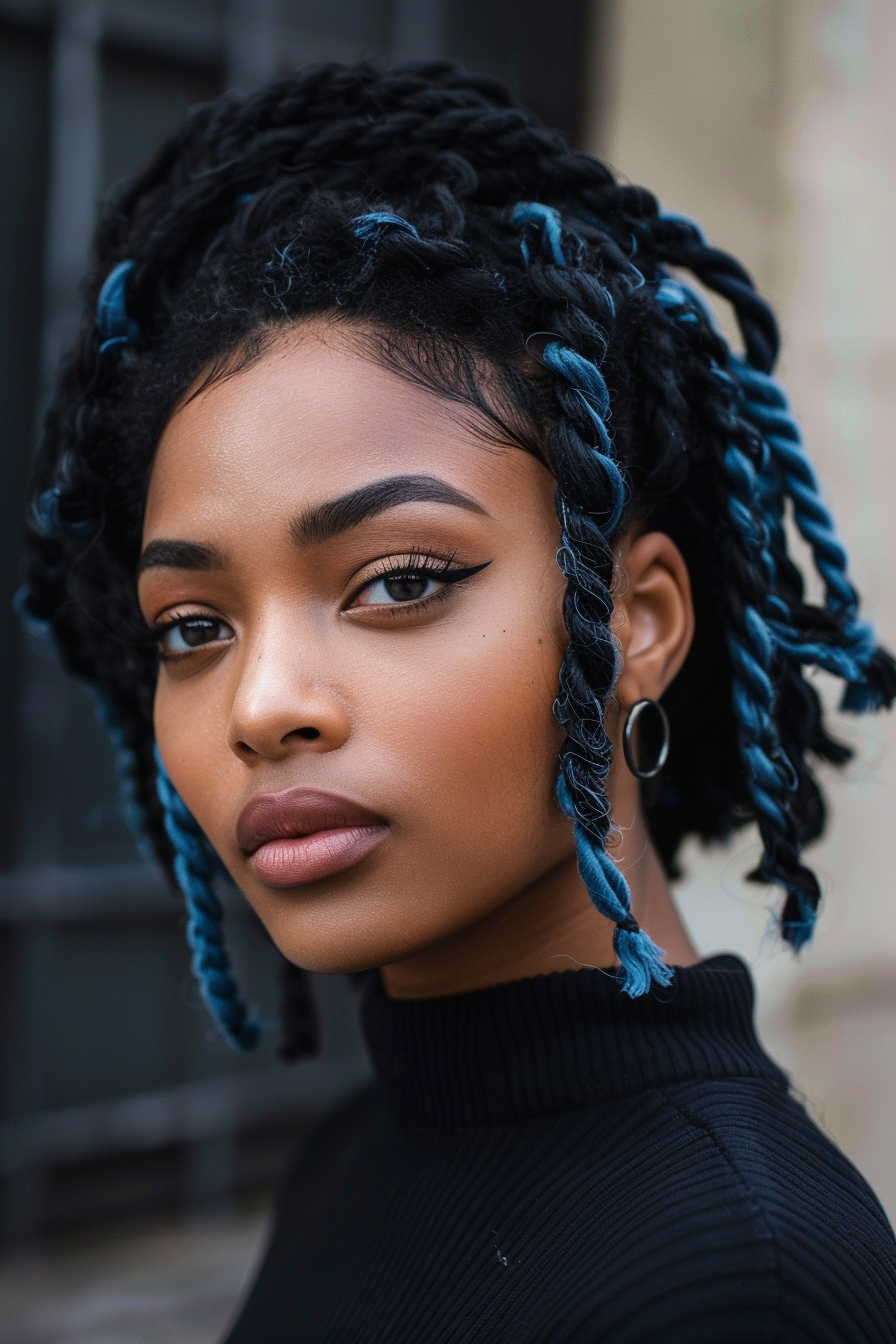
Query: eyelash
[[150, 553, 490, 659], [348, 552, 488, 613], [151, 611, 234, 662]]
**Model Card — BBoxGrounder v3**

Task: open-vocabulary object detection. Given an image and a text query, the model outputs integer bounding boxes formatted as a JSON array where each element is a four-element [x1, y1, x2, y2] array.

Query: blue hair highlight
[[12, 583, 49, 636], [30, 486, 96, 540], [652, 269, 874, 949], [541, 344, 626, 533], [656, 269, 885, 714], [782, 895, 817, 952], [96, 259, 138, 353], [733, 359, 855, 610], [557, 775, 672, 996], [512, 199, 671, 996], [154, 749, 261, 1051], [508, 201, 566, 267], [655, 277, 702, 326], [730, 358, 885, 710], [352, 212, 420, 245], [28, 266, 137, 552]]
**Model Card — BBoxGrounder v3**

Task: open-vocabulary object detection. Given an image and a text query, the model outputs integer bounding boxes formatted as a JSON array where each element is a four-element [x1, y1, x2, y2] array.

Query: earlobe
[[612, 531, 695, 710]]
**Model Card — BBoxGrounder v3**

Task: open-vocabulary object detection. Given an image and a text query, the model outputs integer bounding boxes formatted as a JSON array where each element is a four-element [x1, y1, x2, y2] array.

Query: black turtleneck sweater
[[225, 957, 896, 1342]]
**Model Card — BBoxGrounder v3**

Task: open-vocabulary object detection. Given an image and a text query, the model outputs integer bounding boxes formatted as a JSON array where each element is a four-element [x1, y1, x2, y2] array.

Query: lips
[[237, 787, 389, 889]]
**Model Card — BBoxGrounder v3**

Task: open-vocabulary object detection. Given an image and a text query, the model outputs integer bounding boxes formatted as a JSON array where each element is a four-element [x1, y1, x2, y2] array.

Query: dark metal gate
[[0, 0, 592, 1251]]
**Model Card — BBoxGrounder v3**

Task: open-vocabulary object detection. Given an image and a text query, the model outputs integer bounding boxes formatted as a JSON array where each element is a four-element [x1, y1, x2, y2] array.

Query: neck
[[381, 801, 699, 1001]]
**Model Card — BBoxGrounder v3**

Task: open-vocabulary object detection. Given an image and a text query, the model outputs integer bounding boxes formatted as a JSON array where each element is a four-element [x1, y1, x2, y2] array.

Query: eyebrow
[[291, 473, 488, 548], [137, 539, 223, 576]]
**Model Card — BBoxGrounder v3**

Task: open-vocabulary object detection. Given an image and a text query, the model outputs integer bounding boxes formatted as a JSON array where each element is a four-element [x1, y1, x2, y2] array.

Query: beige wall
[[589, 0, 802, 306], [587, 0, 896, 1220]]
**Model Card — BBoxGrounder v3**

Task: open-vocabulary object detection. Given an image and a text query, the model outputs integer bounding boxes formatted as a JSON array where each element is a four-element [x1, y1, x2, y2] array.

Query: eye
[[157, 615, 233, 657], [350, 558, 491, 611], [356, 571, 446, 606]]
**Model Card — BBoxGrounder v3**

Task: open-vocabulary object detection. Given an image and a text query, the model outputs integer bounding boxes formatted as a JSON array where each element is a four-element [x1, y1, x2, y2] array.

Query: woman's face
[[140, 322, 575, 975]]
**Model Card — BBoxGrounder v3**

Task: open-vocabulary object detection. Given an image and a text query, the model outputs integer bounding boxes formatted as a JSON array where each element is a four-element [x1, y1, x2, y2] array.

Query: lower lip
[[249, 825, 388, 888]]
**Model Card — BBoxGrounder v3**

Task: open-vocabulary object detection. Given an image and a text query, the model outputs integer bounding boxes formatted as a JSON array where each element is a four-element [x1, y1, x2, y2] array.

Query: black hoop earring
[[622, 699, 670, 780]]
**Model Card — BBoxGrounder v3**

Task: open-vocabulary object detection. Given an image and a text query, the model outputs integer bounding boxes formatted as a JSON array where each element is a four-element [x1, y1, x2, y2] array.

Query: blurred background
[[0, 0, 894, 1339]]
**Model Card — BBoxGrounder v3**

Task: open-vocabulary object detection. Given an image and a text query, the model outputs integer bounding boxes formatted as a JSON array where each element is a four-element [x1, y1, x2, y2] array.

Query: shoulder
[[656, 1078, 896, 1343], [547, 1077, 896, 1344]]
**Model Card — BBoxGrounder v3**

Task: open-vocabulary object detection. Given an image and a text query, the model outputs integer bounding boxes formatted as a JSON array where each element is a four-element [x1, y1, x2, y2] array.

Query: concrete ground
[[0, 1202, 270, 1344]]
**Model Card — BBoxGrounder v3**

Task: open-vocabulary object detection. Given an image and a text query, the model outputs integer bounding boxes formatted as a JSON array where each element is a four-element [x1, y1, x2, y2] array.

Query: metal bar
[[103, 0, 222, 64], [40, 0, 101, 403], [0, 862, 267, 922], [1, 927, 55, 1244], [392, 0, 443, 61], [225, 0, 278, 92], [0, 1056, 371, 1173], [22, 0, 102, 876], [3, 0, 104, 1250], [0, 863, 171, 922], [105, 4, 365, 69], [0, 0, 377, 73]]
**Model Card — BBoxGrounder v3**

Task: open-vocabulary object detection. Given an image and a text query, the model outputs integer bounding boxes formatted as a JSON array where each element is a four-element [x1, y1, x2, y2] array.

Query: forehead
[[144, 324, 536, 537]]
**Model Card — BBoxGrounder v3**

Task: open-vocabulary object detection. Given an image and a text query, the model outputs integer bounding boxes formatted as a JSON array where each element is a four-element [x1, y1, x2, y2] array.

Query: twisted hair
[[20, 60, 895, 1049]]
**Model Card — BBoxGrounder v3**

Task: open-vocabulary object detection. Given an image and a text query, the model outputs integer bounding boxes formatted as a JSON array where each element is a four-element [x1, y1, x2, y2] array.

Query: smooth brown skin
[[140, 321, 698, 1001]]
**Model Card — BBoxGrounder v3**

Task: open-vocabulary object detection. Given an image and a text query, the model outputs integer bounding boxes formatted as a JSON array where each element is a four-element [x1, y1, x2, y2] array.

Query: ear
[[611, 531, 695, 712]]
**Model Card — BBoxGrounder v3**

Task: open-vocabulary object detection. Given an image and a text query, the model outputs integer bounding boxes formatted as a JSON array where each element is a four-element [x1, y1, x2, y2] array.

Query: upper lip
[[236, 787, 386, 855]]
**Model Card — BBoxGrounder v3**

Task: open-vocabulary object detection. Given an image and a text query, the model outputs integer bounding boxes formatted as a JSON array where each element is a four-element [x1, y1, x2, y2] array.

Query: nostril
[[294, 727, 321, 741]]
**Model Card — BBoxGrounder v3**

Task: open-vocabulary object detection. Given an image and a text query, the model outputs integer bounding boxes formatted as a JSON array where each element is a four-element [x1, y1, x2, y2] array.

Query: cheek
[[426, 644, 557, 797], [153, 671, 237, 831], [371, 585, 568, 863]]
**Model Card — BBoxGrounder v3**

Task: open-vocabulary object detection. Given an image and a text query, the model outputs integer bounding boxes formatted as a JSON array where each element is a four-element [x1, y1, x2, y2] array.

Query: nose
[[226, 625, 351, 763]]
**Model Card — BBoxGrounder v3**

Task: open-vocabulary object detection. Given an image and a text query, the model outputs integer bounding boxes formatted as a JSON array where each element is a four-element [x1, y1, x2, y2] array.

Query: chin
[[231, 845, 528, 981], [245, 896, 435, 978], [269, 935, 409, 979], [255, 892, 492, 981]]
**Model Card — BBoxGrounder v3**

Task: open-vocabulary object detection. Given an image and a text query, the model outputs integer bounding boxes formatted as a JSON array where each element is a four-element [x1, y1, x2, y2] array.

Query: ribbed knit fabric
[[225, 957, 896, 1343]]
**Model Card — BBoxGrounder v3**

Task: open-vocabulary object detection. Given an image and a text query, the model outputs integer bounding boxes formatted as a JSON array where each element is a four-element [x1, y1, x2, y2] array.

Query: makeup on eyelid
[[348, 557, 491, 607], [149, 554, 493, 654]]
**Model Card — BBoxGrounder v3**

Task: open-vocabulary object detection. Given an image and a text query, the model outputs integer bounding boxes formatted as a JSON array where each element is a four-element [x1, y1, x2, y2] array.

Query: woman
[[21, 61, 896, 1341]]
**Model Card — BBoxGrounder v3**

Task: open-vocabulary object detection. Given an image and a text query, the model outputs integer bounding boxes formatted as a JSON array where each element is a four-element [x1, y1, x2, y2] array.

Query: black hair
[[20, 60, 896, 1053]]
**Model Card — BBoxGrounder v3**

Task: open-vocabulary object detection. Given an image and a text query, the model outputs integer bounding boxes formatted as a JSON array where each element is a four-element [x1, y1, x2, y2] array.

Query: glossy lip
[[236, 786, 389, 890]]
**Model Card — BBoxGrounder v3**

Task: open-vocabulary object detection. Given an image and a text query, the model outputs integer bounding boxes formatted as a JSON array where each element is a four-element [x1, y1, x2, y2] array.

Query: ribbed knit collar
[[360, 955, 786, 1132]]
